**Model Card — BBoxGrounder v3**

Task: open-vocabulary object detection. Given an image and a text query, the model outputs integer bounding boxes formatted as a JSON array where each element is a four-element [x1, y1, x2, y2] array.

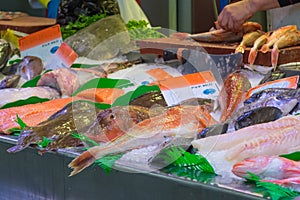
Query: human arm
[[217, 0, 281, 32]]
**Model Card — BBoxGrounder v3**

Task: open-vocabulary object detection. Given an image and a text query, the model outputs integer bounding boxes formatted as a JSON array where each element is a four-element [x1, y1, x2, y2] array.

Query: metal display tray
[[0, 135, 265, 200]]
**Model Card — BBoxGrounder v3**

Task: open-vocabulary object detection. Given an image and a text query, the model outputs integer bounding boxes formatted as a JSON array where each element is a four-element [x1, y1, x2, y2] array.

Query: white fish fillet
[[192, 115, 300, 153], [0, 86, 60, 107]]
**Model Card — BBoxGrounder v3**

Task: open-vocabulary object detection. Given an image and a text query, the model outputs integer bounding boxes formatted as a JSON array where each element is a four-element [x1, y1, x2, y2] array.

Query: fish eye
[[110, 114, 115, 119]]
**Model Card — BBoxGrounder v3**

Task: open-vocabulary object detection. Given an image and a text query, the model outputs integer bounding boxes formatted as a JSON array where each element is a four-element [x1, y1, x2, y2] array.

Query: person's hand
[[217, 0, 256, 32]]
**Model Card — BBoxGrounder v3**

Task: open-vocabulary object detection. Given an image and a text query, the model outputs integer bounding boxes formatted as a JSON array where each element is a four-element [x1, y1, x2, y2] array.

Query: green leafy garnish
[[246, 172, 300, 200], [280, 151, 300, 161], [94, 153, 124, 174], [126, 20, 167, 40], [72, 78, 133, 96], [16, 114, 27, 130], [112, 85, 161, 106], [0, 97, 49, 109], [72, 133, 99, 147], [37, 137, 53, 148], [61, 13, 107, 40], [71, 63, 100, 69], [21, 75, 41, 88]]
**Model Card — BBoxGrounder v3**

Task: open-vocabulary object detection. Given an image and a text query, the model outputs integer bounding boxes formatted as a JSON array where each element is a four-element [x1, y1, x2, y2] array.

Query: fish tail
[[6, 130, 34, 153], [235, 45, 246, 54], [260, 44, 270, 53], [68, 149, 97, 176], [271, 47, 279, 71], [248, 47, 258, 65]]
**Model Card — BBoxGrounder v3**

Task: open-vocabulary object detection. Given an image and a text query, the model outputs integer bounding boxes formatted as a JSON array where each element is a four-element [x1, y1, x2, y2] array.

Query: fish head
[[232, 156, 271, 178], [0, 39, 11, 69], [266, 95, 298, 115], [19, 56, 43, 80]]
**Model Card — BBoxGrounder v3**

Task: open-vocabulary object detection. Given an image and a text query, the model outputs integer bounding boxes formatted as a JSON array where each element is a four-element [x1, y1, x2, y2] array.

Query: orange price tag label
[[19, 24, 62, 62], [246, 75, 299, 99]]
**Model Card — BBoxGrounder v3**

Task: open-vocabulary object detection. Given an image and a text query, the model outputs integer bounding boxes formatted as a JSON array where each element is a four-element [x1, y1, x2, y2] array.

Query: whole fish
[[189, 22, 262, 43], [129, 91, 167, 108], [261, 25, 297, 53], [83, 105, 155, 143], [0, 86, 60, 108], [191, 115, 300, 153], [248, 32, 270, 65], [232, 155, 300, 180], [68, 105, 215, 176], [0, 74, 20, 89], [37, 68, 106, 97], [244, 88, 293, 105], [235, 30, 264, 54], [1, 56, 44, 80], [271, 31, 300, 70], [217, 71, 252, 122], [0, 97, 74, 133], [0, 39, 11, 69], [92, 58, 143, 74], [7, 101, 98, 153]]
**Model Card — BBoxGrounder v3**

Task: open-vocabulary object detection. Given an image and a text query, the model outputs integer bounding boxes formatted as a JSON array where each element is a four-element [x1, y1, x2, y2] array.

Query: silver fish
[[0, 39, 11, 69], [0, 74, 20, 89]]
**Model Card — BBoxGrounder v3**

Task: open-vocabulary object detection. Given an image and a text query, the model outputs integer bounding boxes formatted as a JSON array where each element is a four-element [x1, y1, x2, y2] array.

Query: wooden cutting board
[[0, 16, 56, 34], [138, 37, 300, 67]]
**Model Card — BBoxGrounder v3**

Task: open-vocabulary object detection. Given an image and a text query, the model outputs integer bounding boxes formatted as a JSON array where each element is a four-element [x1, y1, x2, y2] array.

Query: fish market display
[[235, 30, 264, 54], [68, 105, 215, 175], [0, 39, 11, 69], [83, 105, 154, 143], [0, 87, 60, 108], [7, 101, 99, 153], [64, 15, 131, 60], [0, 74, 20, 89], [192, 115, 300, 163], [75, 88, 124, 104], [232, 155, 300, 180], [37, 68, 106, 97], [0, 97, 74, 133], [188, 21, 262, 43], [271, 30, 300, 69], [260, 25, 297, 53], [217, 71, 252, 122], [1, 56, 43, 80], [248, 32, 269, 65]]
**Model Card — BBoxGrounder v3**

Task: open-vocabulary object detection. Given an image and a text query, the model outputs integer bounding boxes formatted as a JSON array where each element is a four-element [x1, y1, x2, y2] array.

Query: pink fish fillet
[[191, 115, 300, 153], [226, 125, 300, 162], [232, 155, 300, 179]]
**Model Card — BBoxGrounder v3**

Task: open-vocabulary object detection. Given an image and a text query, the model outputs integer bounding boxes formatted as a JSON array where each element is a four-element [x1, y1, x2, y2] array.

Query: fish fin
[[248, 47, 258, 65], [68, 150, 97, 176], [235, 45, 246, 54], [271, 47, 279, 71], [6, 130, 34, 153], [260, 44, 269, 53]]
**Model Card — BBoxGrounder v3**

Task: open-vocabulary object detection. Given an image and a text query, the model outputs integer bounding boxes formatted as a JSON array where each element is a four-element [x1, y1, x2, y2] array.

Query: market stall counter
[[0, 135, 264, 200]]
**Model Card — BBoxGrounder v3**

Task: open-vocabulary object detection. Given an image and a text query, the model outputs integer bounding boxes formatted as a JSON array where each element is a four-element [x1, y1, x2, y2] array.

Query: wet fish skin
[[7, 101, 99, 153], [68, 105, 215, 176], [0, 39, 11, 69], [232, 155, 300, 180], [218, 71, 252, 122], [0, 74, 20, 89], [235, 30, 264, 54], [271, 31, 300, 70]]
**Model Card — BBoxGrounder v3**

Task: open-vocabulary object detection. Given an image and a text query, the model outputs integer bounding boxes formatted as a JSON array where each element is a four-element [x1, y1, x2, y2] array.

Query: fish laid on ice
[[0, 74, 20, 89], [2, 56, 43, 80], [0, 86, 60, 108], [260, 25, 297, 53], [235, 30, 264, 54], [0, 97, 74, 134], [248, 32, 270, 65], [271, 31, 300, 70], [68, 105, 215, 176], [189, 22, 262, 43], [232, 155, 300, 180], [191, 115, 300, 153], [217, 71, 252, 122], [83, 105, 154, 143], [7, 101, 99, 153], [75, 88, 124, 104]]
